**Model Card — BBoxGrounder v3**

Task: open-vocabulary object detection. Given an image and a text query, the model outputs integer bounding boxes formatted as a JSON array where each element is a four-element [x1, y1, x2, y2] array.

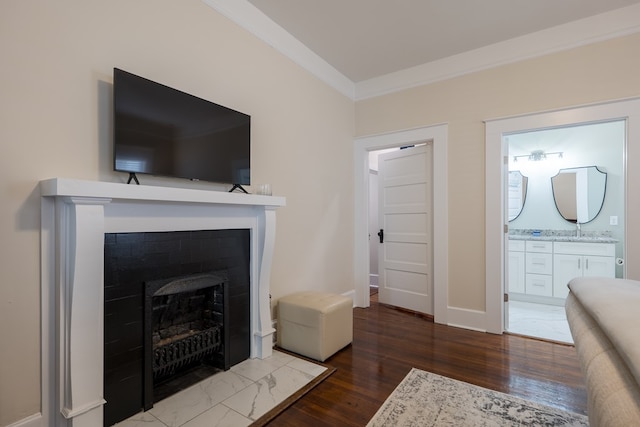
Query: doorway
[[485, 98, 640, 335], [353, 124, 448, 323], [505, 121, 625, 342], [368, 147, 399, 290]]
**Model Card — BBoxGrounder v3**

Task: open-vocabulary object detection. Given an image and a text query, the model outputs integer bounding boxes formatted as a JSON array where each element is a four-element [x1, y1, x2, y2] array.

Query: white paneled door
[[377, 144, 433, 315]]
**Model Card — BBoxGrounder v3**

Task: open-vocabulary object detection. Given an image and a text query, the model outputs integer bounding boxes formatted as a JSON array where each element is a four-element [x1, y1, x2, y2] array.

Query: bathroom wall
[[508, 120, 625, 275]]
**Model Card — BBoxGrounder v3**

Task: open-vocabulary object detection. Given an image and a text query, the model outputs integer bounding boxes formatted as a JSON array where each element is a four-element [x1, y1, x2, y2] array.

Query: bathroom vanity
[[509, 235, 616, 305]]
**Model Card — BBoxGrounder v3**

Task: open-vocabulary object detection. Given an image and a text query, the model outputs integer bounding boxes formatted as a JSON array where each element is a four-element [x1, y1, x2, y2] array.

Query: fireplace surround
[[40, 178, 285, 427]]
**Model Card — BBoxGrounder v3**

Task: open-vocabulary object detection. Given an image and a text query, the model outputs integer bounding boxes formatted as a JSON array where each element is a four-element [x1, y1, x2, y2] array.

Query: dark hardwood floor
[[270, 288, 587, 426]]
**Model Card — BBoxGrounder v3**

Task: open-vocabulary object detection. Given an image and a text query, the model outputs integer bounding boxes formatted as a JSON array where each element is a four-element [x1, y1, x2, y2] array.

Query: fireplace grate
[[144, 270, 230, 410], [153, 325, 222, 379]]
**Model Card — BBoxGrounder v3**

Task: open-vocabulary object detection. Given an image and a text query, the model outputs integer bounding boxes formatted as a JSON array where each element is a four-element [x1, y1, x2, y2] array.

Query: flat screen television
[[113, 68, 250, 187]]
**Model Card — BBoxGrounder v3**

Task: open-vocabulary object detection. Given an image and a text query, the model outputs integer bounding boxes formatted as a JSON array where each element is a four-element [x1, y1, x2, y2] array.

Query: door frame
[[353, 124, 449, 325], [485, 98, 640, 334]]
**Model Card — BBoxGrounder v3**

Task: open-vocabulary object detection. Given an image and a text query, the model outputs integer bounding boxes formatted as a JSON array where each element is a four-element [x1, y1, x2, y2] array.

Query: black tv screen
[[113, 68, 250, 185]]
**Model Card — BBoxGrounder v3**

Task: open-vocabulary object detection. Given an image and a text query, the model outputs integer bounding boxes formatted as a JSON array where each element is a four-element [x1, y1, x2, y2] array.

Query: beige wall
[[0, 1, 354, 425], [5, 1, 640, 424], [355, 32, 640, 312]]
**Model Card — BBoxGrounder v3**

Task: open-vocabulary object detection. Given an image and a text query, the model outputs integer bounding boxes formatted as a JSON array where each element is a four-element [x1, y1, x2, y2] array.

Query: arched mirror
[[508, 170, 528, 221], [551, 166, 607, 223]]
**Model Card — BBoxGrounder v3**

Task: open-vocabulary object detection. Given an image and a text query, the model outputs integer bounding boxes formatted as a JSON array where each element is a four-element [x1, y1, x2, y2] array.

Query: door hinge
[[504, 224, 508, 234], [504, 293, 509, 302]]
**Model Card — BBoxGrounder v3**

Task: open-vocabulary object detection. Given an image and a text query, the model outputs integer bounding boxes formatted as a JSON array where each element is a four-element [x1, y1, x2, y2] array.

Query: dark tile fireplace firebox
[[144, 270, 229, 410], [104, 229, 250, 426]]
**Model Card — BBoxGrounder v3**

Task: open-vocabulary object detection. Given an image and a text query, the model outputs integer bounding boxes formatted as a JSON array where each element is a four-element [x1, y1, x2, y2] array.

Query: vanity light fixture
[[512, 150, 563, 162]]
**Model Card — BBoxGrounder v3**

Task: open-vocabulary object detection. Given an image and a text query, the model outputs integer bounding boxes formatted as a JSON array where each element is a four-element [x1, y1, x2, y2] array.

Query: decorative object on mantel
[[367, 368, 588, 426], [256, 183, 272, 196]]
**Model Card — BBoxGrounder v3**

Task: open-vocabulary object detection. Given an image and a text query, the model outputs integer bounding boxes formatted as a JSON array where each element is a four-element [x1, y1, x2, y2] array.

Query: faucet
[[576, 222, 581, 238]]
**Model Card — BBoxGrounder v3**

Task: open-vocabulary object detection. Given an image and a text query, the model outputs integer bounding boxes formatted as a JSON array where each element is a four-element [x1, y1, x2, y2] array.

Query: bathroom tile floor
[[113, 350, 327, 427], [508, 300, 574, 344]]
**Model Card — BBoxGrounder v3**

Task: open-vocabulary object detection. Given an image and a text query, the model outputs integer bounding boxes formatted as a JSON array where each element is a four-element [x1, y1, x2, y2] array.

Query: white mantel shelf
[[40, 178, 285, 427], [40, 177, 286, 208]]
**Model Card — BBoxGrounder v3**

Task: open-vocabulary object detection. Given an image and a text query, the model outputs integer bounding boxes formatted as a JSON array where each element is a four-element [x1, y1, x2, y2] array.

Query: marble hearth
[[40, 178, 285, 427]]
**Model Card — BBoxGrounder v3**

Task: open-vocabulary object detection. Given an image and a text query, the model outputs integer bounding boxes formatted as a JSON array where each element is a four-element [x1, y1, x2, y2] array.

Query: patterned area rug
[[367, 368, 588, 426]]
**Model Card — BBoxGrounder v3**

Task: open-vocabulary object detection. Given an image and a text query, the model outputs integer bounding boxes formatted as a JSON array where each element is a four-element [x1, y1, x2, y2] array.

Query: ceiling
[[205, 0, 640, 98], [246, 0, 640, 82]]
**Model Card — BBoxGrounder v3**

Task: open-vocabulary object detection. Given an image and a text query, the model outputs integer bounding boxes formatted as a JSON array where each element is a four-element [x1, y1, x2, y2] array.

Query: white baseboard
[[446, 306, 488, 333], [6, 413, 42, 427], [342, 289, 356, 307]]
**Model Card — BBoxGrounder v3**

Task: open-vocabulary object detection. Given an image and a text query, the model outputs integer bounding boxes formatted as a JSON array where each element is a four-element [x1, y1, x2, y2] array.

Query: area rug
[[367, 368, 588, 426]]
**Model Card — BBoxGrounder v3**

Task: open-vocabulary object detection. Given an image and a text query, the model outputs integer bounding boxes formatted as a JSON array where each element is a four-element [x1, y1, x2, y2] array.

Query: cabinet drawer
[[526, 240, 553, 253], [509, 240, 525, 252], [526, 253, 553, 275], [526, 274, 553, 297], [553, 242, 615, 257]]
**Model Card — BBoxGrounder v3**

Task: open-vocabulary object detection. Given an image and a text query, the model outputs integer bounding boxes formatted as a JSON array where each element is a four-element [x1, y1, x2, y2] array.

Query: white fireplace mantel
[[40, 178, 285, 427]]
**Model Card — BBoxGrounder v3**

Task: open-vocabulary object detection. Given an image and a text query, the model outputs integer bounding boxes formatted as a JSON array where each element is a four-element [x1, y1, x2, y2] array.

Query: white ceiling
[[205, 0, 640, 99], [247, 0, 640, 82]]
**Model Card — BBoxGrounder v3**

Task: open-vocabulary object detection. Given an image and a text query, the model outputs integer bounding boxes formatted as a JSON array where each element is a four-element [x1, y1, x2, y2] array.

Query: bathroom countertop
[[509, 235, 619, 243], [508, 229, 618, 243]]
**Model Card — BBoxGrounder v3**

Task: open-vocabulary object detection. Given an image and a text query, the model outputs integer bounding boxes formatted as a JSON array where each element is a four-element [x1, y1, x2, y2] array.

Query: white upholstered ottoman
[[278, 291, 353, 362]]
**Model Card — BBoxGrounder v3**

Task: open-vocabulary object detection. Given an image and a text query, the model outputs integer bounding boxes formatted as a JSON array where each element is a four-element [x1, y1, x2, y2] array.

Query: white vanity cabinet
[[508, 240, 525, 293], [525, 241, 553, 297], [553, 242, 616, 299]]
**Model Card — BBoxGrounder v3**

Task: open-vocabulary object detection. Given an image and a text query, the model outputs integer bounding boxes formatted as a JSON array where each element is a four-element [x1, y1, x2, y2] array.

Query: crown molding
[[204, 1, 640, 102], [355, 4, 640, 100], [202, 0, 355, 99]]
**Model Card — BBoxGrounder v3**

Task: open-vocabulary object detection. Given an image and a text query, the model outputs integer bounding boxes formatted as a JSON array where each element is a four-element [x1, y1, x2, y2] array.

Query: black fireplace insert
[[144, 270, 230, 410]]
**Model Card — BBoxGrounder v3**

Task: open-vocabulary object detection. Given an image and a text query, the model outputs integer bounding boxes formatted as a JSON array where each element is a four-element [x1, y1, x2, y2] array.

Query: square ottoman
[[278, 291, 353, 362]]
